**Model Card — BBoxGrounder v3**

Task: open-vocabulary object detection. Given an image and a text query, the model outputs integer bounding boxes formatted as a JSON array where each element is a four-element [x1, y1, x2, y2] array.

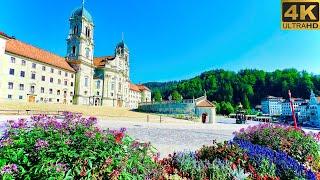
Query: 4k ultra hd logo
[[282, 0, 320, 30]]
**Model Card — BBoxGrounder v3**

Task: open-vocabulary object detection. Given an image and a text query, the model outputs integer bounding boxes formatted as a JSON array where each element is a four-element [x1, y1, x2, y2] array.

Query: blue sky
[[1, 0, 320, 83]]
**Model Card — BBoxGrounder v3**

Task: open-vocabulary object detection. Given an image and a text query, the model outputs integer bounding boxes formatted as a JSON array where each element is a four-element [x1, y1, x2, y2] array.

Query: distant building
[[261, 96, 284, 116], [281, 98, 306, 117], [308, 91, 320, 127], [139, 95, 216, 123], [128, 84, 151, 109]]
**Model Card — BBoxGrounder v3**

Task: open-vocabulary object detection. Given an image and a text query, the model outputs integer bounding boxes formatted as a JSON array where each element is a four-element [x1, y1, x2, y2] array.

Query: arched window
[[86, 48, 90, 58], [84, 77, 89, 87], [72, 46, 76, 55], [73, 25, 78, 34], [96, 80, 101, 89]]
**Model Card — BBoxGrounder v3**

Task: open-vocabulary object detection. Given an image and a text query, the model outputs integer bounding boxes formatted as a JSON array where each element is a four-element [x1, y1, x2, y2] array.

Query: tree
[[144, 68, 320, 109], [220, 101, 234, 115], [171, 90, 183, 102], [153, 90, 162, 102]]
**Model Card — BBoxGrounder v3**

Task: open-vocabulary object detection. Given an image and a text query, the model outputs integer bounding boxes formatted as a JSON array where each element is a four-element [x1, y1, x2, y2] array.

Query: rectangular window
[[32, 63, 36, 68], [49, 98, 52, 102], [8, 95, 12, 99], [31, 73, 36, 80], [64, 81, 67, 86], [50, 78, 53, 83], [51, 68, 54, 73], [65, 72, 68, 77], [58, 79, 61, 84], [97, 81, 101, 89], [19, 95, 23, 100], [84, 77, 88, 87], [58, 71, 61, 75], [9, 69, 14, 75], [41, 76, 45, 81], [20, 71, 25, 77], [19, 84, 24, 90], [70, 92, 73, 96], [111, 82, 115, 90], [49, 89, 53, 94], [41, 87, 45, 93], [21, 60, 26, 66], [71, 74, 74, 78], [57, 90, 60, 95], [42, 66, 46, 71], [71, 82, 74, 87], [57, 99, 60, 102], [10, 57, 15, 63], [8, 82, 13, 89]]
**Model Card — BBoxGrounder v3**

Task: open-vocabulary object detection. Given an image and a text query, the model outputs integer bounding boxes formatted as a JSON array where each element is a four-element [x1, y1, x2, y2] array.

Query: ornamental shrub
[[233, 124, 320, 166], [233, 139, 316, 180], [0, 112, 162, 179]]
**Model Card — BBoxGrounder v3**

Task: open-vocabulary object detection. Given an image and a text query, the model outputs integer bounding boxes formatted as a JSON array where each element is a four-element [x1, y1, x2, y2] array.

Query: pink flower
[[35, 139, 49, 150], [85, 131, 95, 138]]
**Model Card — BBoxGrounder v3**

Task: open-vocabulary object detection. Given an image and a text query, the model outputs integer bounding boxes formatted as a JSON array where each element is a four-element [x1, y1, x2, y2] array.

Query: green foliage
[[145, 68, 319, 110], [220, 101, 234, 115], [256, 159, 277, 177], [153, 89, 162, 102], [171, 90, 183, 102], [0, 114, 162, 179], [207, 160, 232, 180]]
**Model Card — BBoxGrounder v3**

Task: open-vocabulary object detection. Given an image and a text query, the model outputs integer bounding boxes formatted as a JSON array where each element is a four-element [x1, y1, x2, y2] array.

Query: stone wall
[[138, 102, 196, 114]]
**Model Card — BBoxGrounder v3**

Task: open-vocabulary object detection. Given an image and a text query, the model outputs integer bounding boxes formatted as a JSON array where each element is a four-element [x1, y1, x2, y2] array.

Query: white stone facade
[[261, 96, 284, 116], [0, 49, 75, 104]]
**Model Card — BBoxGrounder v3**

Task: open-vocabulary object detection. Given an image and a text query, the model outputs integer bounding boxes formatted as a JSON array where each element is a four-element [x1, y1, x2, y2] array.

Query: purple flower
[[233, 139, 316, 179], [84, 117, 97, 127], [54, 162, 68, 172], [35, 139, 49, 150], [120, 127, 127, 133], [9, 118, 27, 129], [1, 164, 18, 175]]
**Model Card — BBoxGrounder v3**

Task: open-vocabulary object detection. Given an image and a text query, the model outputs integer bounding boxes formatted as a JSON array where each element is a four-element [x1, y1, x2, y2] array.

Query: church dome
[[71, 7, 93, 23], [116, 41, 128, 49]]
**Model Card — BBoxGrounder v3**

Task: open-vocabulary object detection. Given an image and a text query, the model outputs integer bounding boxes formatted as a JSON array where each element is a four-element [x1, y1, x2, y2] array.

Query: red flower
[[231, 163, 237, 170], [114, 132, 124, 144], [306, 155, 313, 162]]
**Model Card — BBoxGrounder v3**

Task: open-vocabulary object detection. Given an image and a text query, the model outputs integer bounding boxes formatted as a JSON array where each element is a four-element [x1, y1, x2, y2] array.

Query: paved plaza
[[2, 115, 318, 158], [0, 115, 263, 157]]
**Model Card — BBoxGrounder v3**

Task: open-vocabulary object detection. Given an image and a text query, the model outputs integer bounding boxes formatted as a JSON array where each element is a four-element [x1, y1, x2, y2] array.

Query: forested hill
[[144, 69, 320, 109]]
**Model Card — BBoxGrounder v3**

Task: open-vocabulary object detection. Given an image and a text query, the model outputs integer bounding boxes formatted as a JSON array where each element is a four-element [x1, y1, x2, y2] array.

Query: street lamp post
[[288, 90, 298, 129]]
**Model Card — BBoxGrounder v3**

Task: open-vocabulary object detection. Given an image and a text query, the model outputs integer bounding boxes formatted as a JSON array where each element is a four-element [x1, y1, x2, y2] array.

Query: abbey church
[[0, 2, 151, 109]]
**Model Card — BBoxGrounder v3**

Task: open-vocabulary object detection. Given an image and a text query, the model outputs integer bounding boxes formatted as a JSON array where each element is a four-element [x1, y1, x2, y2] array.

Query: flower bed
[[0, 112, 162, 179], [1, 113, 320, 179], [160, 124, 320, 179]]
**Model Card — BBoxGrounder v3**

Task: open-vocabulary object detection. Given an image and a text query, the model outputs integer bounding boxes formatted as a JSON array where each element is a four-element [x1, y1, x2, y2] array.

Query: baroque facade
[[0, 3, 151, 109]]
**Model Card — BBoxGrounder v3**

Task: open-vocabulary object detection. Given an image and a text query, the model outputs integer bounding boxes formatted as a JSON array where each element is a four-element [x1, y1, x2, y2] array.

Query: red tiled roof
[[130, 83, 141, 92], [5, 38, 75, 72], [93, 56, 115, 68], [137, 84, 150, 91], [0, 32, 11, 39], [196, 100, 215, 107]]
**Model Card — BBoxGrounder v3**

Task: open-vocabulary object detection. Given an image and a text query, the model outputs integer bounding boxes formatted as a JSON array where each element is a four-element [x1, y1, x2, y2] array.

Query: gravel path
[[98, 117, 260, 157]]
